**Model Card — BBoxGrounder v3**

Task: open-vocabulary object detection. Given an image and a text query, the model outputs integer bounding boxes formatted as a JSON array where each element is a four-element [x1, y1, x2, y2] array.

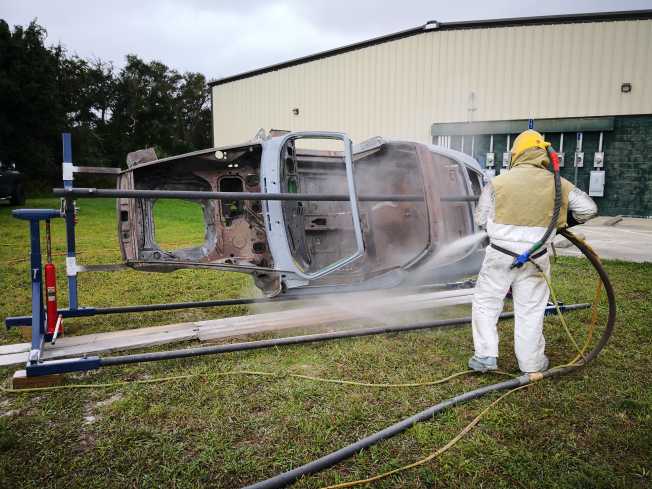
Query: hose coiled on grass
[[243, 228, 616, 489]]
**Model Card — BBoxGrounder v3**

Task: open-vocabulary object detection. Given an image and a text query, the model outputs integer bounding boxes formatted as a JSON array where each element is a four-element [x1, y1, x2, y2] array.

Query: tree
[[176, 72, 212, 152], [0, 19, 62, 183], [0, 18, 213, 188], [108, 55, 211, 164]]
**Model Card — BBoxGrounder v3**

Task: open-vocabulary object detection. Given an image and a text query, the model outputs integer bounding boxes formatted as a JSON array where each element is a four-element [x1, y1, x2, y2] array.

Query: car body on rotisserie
[[117, 131, 485, 297]]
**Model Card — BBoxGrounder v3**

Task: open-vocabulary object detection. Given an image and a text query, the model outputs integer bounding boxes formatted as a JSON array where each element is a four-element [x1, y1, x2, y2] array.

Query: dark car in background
[[0, 161, 25, 205]]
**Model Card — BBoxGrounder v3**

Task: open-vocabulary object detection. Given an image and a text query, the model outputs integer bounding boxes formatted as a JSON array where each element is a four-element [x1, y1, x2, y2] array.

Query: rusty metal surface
[[117, 143, 275, 291], [116, 135, 482, 296]]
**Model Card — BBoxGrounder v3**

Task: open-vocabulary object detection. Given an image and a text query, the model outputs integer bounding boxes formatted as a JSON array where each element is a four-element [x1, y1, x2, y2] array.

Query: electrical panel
[[557, 152, 565, 167], [594, 152, 604, 168], [502, 152, 511, 168], [589, 171, 605, 197], [485, 153, 495, 168], [484, 169, 496, 180], [574, 152, 584, 167]]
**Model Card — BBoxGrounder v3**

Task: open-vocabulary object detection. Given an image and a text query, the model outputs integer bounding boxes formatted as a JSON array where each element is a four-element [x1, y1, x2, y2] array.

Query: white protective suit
[[472, 170, 597, 372]]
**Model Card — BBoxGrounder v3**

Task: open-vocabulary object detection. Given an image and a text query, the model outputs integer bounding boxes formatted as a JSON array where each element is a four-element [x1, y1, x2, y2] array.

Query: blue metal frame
[[6, 308, 97, 327], [5, 133, 81, 375], [12, 209, 62, 366], [11, 208, 102, 376], [62, 133, 79, 310], [27, 356, 101, 376]]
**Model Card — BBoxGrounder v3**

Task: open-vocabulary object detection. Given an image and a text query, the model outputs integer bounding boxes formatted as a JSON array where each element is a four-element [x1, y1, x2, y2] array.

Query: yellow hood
[[510, 147, 550, 170]]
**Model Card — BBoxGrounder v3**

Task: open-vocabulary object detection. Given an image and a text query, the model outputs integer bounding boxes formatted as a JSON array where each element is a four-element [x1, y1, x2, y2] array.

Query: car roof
[[425, 144, 483, 173]]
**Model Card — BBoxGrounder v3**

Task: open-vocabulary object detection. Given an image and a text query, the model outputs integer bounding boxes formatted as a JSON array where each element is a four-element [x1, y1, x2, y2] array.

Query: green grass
[[0, 198, 651, 488]]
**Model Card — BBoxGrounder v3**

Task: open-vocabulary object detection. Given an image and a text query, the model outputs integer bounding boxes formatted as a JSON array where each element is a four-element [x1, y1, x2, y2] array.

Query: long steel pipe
[[440, 195, 480, 202], [5, 283, 470, 327], [5, 296, 308, 327], [53, 188, 425, 202]]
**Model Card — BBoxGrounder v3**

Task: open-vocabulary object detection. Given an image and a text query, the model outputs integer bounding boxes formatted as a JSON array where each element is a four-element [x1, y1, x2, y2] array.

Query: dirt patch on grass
[[83, 392, 124, 425]]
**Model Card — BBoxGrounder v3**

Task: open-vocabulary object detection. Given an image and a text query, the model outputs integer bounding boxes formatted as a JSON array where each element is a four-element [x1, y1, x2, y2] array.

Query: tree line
[[0, 19, 212, 187]]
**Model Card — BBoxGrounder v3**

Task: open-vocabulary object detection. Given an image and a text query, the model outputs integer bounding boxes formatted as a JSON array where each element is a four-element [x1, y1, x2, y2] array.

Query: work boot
[[520, 355, 550, 374], [468, 356, 498, 373]]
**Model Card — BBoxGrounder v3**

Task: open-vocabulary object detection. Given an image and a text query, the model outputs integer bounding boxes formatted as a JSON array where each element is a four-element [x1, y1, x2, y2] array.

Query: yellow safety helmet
[[511, 129, 550, 160]]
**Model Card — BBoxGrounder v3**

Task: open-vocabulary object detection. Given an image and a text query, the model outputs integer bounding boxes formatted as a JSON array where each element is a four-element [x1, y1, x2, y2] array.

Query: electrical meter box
[[484, 169, 496, 180], [574, 152, 584, 167], [594, 152, 604, 168], [557, 152, 565, 167], [485, 153, 495, 168], [589, 171, 605, 197], [502, 152, 511, 168]]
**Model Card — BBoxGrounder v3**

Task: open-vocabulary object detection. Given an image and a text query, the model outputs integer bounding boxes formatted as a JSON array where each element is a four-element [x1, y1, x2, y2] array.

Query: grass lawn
[[0, 198, 650, 488]]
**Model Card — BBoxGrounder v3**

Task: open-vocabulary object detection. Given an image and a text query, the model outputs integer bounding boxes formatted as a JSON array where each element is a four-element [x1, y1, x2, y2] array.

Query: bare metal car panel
[[117, 133, 484, 296]]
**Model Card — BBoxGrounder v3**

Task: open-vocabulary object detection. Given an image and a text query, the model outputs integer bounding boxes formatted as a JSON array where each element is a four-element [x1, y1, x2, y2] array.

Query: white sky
[[2, 0, 651, 80]]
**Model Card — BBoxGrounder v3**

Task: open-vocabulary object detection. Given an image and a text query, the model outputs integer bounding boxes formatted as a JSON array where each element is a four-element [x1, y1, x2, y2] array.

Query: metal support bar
[[13, 209, 62, 221], [7, 308, 96, 327], [440, 195, 479, 202], [28, 219, 44, 362], [26, 356, 101, 376], [75, 264, 131, 273], [74, 166, 122, 175], [62, 133, 79, 311], [6, 296, 309, 327], [5, 283, 472, 327], [53, 188, 425, 202]]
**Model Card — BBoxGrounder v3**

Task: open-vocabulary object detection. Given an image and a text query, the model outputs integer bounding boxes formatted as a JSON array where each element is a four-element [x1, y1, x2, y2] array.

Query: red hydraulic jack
[[44, 219, 63, 343]]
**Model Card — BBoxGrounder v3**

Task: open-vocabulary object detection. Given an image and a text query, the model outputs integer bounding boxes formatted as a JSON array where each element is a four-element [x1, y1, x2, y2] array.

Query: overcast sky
[[3, 0, 651, 80]]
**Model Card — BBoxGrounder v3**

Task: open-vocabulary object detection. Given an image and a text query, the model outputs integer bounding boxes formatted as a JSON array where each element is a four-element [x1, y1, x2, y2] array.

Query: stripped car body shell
[[117, 132, 485, 296]]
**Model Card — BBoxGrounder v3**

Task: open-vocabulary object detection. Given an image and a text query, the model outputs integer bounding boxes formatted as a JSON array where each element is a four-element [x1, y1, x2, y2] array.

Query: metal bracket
[[26, 356, 102, 376]]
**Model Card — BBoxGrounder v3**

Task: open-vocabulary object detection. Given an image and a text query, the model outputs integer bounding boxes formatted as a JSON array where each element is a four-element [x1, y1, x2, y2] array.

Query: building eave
[[209, 9, 652, 87]]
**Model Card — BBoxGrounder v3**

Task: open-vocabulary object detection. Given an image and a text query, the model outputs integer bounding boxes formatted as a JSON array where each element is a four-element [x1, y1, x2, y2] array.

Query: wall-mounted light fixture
[[621, 82, 632, 93], [292, 108, 300, 115]]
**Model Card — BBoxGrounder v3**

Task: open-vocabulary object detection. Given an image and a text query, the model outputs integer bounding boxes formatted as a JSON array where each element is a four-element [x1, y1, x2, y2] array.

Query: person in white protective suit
[[469, 129, 597, 373]]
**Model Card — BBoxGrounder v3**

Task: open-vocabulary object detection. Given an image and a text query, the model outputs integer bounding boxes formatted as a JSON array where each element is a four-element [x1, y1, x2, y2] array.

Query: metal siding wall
[[213, 20, 652, 146]]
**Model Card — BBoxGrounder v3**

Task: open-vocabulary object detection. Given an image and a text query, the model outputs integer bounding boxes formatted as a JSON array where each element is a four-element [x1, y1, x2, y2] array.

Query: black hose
[[243, 377, 529, 489], [542, 228, 616, 378], [243, 231, 616, 489], [542, 167, 562, 247]]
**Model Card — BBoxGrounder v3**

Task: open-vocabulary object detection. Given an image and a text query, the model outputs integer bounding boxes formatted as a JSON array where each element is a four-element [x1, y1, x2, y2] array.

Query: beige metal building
[[210, 10, 652, 216]]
